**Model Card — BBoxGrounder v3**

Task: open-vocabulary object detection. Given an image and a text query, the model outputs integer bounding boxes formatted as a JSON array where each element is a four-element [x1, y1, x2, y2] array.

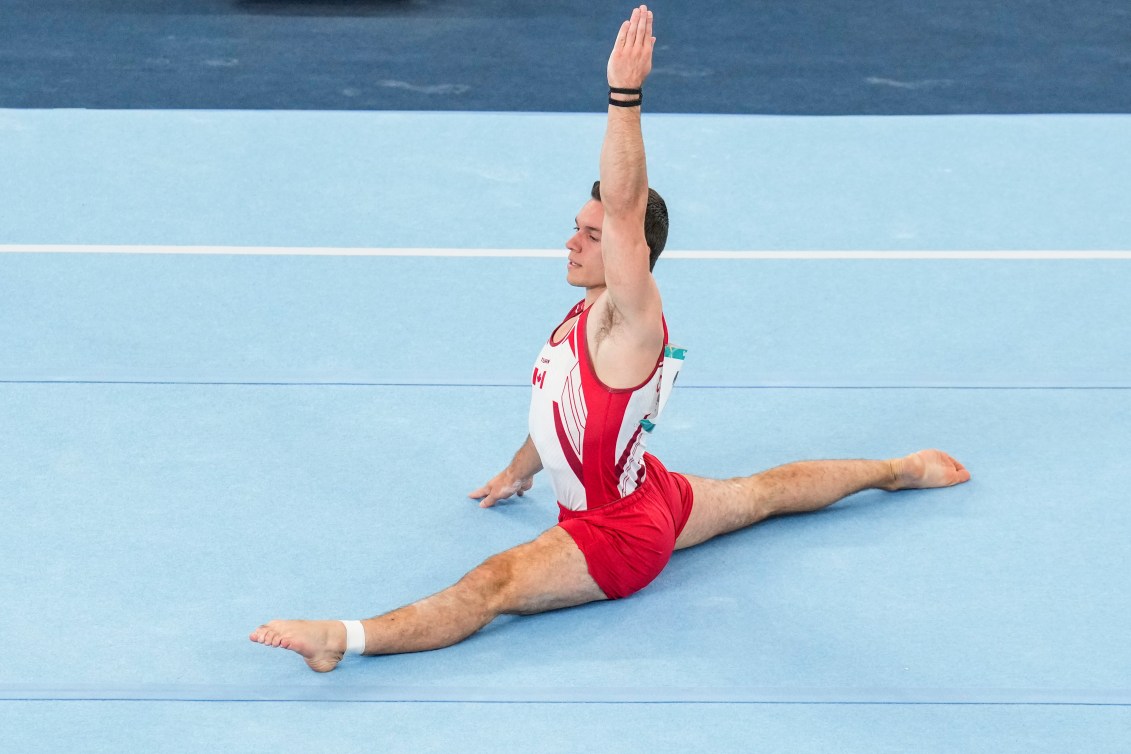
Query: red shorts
[[557, 453, 695, 599]]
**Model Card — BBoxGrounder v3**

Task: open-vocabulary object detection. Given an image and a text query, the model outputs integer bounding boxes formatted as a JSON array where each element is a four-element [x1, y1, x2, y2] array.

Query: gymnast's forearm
[[507, 434, 543, 478], [600, 7, 653, 218], [599, 109, 648, 218]]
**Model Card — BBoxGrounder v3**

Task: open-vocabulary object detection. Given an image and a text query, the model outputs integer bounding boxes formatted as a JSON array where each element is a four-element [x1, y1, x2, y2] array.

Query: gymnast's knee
[[459, 551, 520, 615]]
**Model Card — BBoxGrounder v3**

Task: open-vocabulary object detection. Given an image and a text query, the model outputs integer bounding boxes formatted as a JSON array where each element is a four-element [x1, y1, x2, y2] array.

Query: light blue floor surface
[[2, 109, 1128, 752], [2, 110, 1130, 251], [4, 702, 1129, 754]]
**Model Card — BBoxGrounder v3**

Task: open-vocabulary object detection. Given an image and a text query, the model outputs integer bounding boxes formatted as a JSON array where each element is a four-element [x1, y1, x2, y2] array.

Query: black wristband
[[608, 86, 643, 108]]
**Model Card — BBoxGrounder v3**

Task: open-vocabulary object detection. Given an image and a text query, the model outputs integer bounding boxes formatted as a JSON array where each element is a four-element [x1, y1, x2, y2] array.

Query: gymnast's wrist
[[608, 86, 643, 107]]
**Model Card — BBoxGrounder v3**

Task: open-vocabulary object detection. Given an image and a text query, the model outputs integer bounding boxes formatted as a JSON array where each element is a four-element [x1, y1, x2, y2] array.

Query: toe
[[948, 455, 971, 483]]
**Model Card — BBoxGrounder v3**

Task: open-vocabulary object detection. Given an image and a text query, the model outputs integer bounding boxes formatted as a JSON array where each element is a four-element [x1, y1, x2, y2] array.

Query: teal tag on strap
[[664, 345, 687, 361]]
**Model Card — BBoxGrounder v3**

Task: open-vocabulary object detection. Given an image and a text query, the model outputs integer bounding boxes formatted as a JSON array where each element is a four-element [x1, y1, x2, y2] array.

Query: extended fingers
[[617, 6, 651, 47], [615, 19, 629, 47], [475, 481, 511, 507], [624, 6, 648, 48], [472, 485, 501, 506], [634, 6, 651, 47]]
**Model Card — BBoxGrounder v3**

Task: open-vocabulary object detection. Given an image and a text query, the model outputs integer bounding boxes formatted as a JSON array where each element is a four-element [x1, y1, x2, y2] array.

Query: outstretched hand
[[469, 469, 534, 508], [608, 5, 655, 89]]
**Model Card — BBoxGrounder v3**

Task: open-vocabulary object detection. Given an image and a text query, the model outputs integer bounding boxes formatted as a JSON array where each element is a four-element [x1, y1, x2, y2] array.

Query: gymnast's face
[[566, 199, 606, 289]]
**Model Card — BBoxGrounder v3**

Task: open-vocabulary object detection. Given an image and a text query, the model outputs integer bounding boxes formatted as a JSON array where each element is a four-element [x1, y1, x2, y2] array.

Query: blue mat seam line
[[1, 381, 1128, 390], [3, 698, 1130, 708]]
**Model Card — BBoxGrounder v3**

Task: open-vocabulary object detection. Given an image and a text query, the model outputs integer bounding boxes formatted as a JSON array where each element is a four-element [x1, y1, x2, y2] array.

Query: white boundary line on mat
[[1, 244, 1130, 259]]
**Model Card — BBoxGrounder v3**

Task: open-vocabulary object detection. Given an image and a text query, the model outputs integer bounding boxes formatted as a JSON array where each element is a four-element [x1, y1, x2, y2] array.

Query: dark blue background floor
[[3, 0, 1129, 113]]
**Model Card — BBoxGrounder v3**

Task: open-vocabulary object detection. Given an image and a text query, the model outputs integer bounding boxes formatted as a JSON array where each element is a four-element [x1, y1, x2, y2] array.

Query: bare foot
[[885, 449, 971, 491], [249, 619, 349, 673]]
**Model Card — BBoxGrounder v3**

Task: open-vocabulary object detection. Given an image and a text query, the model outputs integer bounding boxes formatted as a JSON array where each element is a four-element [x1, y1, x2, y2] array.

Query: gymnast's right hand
[[469, 470, 534, 508]]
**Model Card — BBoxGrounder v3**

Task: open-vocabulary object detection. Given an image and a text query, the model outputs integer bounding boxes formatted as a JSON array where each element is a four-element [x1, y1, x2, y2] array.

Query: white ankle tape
[[341, 620, 366, 655]]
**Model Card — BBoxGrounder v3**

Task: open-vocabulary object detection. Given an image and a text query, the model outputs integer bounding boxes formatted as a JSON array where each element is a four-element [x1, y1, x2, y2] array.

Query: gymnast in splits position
[[250, 5, 970, 672]]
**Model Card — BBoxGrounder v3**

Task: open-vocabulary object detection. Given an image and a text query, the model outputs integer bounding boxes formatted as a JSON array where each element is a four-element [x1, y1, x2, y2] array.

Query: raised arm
[[599, 5, 663, 337]]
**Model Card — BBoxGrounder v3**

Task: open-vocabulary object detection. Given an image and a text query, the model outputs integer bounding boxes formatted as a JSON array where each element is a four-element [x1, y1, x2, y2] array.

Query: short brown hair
[[590, 181, 669, 271]]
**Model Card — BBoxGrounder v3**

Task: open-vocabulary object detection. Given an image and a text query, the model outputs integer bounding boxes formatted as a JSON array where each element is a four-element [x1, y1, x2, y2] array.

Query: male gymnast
[[250, 5, 971, 672]]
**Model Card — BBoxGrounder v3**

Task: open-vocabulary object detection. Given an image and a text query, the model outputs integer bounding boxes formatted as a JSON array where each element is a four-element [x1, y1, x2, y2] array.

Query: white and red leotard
[[526, 299, 693, 599]]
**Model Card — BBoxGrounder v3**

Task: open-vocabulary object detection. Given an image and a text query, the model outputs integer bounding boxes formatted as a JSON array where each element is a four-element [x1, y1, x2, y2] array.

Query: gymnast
[[250, 5, 970, 671]]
